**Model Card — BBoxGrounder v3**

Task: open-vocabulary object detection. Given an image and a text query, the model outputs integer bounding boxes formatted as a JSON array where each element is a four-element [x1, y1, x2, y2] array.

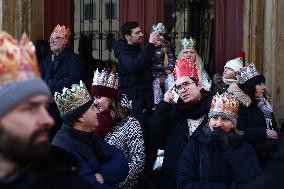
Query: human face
[[255, 83, 266, 98], [223, 67, 236, 80], [0, 95, 54, 162], [181, 48, 196, 62], [209, 115, 234, 133], [49, 33, 67, 55], [80, 104, 99, 131], [93, 96, 110, 112], [125, 27, 144, 45], [175, 76, 202, 103]]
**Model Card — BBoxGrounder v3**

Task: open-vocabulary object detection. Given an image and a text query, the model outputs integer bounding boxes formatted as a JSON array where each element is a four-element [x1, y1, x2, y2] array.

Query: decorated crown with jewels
[[51, 24, 71, 40], [152, 23, 167, 35], [54, 80, 92, 114], [0, 32, 40, 85], [210, 92, 239, 118], [90, 69, 119, 99], [173, 57, 198, 81], [180, 37, 196, 50], [236, 63, 260, 84]]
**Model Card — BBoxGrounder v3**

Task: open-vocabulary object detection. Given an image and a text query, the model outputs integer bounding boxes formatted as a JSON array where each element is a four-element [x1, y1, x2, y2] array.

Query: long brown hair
[[108, 98, 132, 122]]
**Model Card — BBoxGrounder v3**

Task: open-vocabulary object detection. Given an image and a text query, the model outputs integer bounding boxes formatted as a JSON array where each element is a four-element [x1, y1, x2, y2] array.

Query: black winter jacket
[[176, 128, 261, 189], [0, 146, 94, 189], [112, 40, 156, 112], [149, 92, 212, 189]]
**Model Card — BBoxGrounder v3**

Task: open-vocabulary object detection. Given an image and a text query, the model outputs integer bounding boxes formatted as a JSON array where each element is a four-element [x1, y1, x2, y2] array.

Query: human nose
[[39, 108, 54, 129]]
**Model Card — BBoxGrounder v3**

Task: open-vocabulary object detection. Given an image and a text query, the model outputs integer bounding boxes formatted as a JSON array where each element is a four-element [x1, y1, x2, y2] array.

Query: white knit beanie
[[224, 57, 243, 72]]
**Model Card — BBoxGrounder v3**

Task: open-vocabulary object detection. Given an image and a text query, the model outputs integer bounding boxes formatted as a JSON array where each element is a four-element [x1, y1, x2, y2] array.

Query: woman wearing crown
[[176, 93, 261, 189], [236, 63, 279, 168], [178, 37, 212, 92], [90, 69, 145, 189]]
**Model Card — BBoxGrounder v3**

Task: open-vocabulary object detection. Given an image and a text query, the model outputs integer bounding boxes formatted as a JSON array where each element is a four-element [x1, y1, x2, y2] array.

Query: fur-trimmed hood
[[227, 82, 251, 107]]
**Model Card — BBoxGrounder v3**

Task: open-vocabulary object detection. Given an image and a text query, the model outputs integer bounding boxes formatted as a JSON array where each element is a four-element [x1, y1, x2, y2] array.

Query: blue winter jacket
[[52, 124, 129, 189]]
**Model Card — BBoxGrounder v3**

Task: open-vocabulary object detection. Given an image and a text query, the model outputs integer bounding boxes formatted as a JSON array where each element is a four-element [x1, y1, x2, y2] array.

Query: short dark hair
[[120, 22, 139, 40]]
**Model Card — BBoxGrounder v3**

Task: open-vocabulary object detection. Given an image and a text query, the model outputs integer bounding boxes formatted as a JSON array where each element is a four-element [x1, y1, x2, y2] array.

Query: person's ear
[[78, 116, 85, 123]]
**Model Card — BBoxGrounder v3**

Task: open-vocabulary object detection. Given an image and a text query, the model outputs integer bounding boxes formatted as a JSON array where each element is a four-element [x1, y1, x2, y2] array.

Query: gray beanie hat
[[208, 93, 239, 127], [0, 79, 50, 118], [0, 31, 50, 118]]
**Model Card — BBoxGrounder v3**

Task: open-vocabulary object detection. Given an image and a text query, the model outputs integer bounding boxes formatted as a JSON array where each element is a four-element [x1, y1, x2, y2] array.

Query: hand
[[95, 173, 104, 184], [211, 128, 230, 148], [149, 31, 161, 47], [267, 129, 278, 139], [163, 85, 175, 104]]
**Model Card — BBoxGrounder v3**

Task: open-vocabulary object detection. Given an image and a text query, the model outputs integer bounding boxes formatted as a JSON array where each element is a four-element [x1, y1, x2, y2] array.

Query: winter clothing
[[105, 116, 146, 189], [0, 31, 50, 118], [0, 146, 94, 189], [0, 79, 50, 118], [241, 135, 284, 189], [237, 103, 278, 167], [225, 57, 243, 73], [176, 126, 261, 189], [149, 91, 212, 189], [96, 110, 115, 138], [40, 48, 85, 95], [52, 124, 129, 188], [112, 39, 156, 113], [40, 48, 85, 136]]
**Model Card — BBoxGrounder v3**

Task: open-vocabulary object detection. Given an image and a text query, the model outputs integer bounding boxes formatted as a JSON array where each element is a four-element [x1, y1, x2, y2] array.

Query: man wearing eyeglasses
[[149, 58, 212, 189], [40, 24, 85, 138]]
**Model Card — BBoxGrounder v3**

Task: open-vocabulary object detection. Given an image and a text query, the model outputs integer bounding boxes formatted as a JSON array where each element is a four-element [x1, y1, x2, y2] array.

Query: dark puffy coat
[[0, 146, 94, 189], [237, 103, 279, 167], [176, 128, 261, 189], [112, 40, 156, 113], [241, 135, 284, 189], [52, 124, 129, 188], [40, 48, 85, 95], [148, 92, 212, 189]]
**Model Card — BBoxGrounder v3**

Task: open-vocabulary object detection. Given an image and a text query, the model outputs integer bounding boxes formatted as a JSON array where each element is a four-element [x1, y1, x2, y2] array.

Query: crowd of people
[[0, 21, 282, 189]]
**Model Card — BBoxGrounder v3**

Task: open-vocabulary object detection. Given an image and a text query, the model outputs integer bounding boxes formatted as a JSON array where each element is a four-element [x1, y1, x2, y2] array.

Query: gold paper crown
[[0, 32, 40, 85], [180, 37, 196, 50], [210, 93, 239, 118], [92, 69, 118, 89], [51, 24, 71, 40], [54, 80, 92, 113], [236, 63, 260, 84]]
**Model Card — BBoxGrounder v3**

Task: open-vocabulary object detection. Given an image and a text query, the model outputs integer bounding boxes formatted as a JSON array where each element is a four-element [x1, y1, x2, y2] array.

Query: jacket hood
[[112, 39, 140, 58]]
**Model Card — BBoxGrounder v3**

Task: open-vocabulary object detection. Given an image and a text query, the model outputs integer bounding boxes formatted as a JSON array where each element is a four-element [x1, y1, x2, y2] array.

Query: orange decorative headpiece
[[208, 93, 239, 126], [0, 32, 40, 85], [173, 57, 198, 81], [51, 24, 71, 40]]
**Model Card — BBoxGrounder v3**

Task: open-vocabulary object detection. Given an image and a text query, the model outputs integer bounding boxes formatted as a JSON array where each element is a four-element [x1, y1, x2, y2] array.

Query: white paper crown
[[92, 69, 118, 89], [236, 63, 260, 84]]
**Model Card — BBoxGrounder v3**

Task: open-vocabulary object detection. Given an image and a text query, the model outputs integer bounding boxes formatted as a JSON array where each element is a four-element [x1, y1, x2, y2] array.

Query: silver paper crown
[[180, 37, 196, 50], [92, 68, 118, 89], [120, 94, 132, 109], [54, 80, 92, 113], [236, 63, 260, 84], [152, 23, 167, 34]]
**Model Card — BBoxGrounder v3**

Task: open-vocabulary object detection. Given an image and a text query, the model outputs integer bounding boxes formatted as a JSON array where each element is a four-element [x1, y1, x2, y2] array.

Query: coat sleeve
[[119, 43, 155, 73], [240, 135, 284, 189], [117, 118, 146, 188], [224, 143, 262, 188], [176, 140, 228, 189], [148, 100, 173, 149], [98, 139, 129, 185], [237, 110, 267, 144], [50, 55, 85, 94]]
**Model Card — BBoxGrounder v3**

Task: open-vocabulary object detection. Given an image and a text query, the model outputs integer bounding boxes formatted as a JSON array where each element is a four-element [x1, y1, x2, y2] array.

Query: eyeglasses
[[49, 36, 64, 42], [175, 81, 195, 91]]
